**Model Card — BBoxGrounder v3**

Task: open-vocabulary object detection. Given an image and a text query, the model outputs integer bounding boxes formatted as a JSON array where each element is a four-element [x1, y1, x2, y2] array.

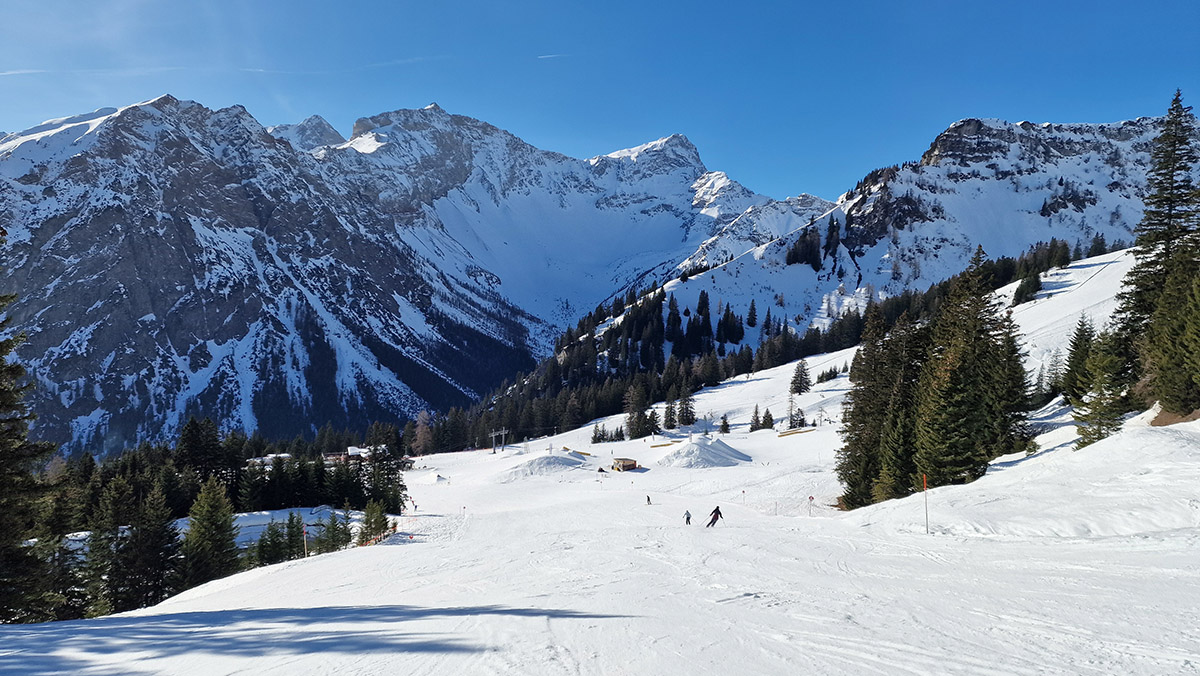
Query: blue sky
[[1, 0, 1197, 200]]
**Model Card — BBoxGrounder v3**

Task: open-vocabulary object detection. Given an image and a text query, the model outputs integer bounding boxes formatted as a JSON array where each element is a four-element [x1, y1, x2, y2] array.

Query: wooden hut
[[612, 457, 638, 472]]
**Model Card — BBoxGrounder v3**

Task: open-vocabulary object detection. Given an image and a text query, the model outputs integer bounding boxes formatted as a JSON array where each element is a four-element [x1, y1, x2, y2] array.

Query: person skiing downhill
[[684, 510, 691, 525], [706, 506, 722, 527], [646, 495, 652, 506]]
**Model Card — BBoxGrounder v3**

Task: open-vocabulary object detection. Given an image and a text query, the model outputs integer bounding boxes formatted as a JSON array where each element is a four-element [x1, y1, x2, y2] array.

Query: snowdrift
[[849, 417, 1200, 538], [502, 453, 586, 482], [657, 437, 751, 468]]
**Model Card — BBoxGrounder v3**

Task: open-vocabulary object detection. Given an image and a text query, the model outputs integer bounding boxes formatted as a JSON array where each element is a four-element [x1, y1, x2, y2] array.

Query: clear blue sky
[[2, 1, 1197, 200]]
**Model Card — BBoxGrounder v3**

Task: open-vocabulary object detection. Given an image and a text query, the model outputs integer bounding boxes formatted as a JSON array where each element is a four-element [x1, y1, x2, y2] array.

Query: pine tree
[[836, 304, 891, 508], [357, 500, 390, 545], [127, 483, 181, 608], [871, 314, 929, 502], [914, 248, 1027, 487], [761, 409, 774, 430], [663, 389, 677, 430], [0, 276, 54, 622], [624, 384, 651, 439], [28, 534, 87, 622], [1117, 91, 1200, 338], [749, 405, 761, 432], [175, 417, 224, 480], [182, 476, 240, 589], [254, 520, 288, 566], [719, 414, 730, 434], [285, 511, 307, 560], [1061, 316, 1095, 403], [84, 476, 136, 616], [988, 311, 1032, 456], [1074, 331, 1127, 449], [790, 360, 812, 394], [412, 411, 434, 455], [677, 380, 696, 426], [746, 300, 757, 328]]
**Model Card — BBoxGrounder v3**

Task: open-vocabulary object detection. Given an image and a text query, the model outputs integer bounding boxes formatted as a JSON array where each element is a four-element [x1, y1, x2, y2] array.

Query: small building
[[612, 457, 638, 472]]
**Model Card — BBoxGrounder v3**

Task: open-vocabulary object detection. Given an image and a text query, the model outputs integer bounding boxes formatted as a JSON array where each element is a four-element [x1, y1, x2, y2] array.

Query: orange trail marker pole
[[923, 473, 929, 535]]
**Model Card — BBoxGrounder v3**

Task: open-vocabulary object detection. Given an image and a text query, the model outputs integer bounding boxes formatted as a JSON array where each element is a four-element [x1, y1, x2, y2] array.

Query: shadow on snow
[[0, 604, 631, 675]]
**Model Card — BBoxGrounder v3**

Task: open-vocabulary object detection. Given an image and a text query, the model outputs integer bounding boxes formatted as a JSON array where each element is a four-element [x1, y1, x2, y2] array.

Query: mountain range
[[0, 95, 1184, 454]]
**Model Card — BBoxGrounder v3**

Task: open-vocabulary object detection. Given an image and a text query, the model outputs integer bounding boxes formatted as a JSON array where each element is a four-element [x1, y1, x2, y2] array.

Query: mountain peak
[[267, 115, 346, 151], [350, 103, 457, 138], [596, 133, 705, 178]]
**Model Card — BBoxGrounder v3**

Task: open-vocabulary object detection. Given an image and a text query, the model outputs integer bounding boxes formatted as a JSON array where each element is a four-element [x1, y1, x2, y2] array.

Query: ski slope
[[4, 249, 1199, 675]]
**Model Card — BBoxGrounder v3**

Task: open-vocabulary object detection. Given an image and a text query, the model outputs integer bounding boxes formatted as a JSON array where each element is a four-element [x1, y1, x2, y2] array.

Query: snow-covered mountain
[[646, 116, 1194, 333], [266, 115, 345, 151], [0, 96, 828, 453], [1, 95, 1192, 453]]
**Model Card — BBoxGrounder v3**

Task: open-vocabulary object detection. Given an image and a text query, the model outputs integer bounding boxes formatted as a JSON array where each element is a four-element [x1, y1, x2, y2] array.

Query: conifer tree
[[914, 248, 1027, 487], [837, 304, 891, 508], [624, 384, 651, 439], [749, 405, 761, 432], [29, 534, 87, 622], [1074, 331, 1127, 449], [1117, 90, 1200, 336], [0, 276, 54, 622], [127, 483, 181, 608], [357, 500, 391, 545], [182, 476, 240, 589], [871, 314, 929, 502], [1145, 256, 1200, 414], [989, 311, 1033, 456], [761, 409, 774, 429], [663, 389, 677, 430], [746, 300, 757, 328], [676, 380, 696, 426], [1061, 316, 1096, 403], [719, 414, 730, 434], [790, 360, 812, 394], [85, 476, 137, 616], [286, 512, 307, 560], [255, 520, 288, 566]]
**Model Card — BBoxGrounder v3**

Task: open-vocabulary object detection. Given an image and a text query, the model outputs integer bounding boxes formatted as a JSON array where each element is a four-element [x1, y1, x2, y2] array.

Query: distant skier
[[706, 506, 723, 527], [684, 510, 692, 525], [647, 495, 652, 506]]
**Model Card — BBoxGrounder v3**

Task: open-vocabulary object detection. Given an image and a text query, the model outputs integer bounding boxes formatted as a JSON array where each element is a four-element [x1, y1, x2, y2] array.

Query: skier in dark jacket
[[706, 506, 722, 527], [684, 510, 691, 525]]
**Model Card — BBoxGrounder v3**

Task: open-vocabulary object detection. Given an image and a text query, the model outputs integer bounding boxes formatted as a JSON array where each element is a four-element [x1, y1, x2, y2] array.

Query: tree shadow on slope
[[0, 604, 630, 675]]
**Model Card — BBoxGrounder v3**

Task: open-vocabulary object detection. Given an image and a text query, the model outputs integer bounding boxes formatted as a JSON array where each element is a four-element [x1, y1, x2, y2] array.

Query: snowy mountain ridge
[[1, 95, 1192, 453]]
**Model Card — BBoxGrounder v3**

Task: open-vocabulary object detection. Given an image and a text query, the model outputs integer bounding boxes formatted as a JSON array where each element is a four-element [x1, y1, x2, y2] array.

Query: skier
[[706, 506, 723, 527], [684, 510, 691, 525], [646, 495, 652, 506]]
